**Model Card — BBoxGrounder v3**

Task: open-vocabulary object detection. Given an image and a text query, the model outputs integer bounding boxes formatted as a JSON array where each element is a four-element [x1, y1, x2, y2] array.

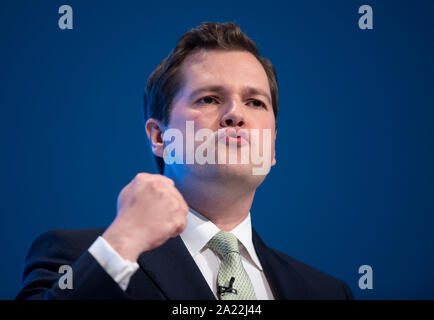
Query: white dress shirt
[[89, 208, 274, 299]]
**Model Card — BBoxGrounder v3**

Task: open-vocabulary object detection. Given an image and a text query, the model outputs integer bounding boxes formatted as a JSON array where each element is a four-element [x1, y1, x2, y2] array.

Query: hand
[[102, 173, 189, 261]]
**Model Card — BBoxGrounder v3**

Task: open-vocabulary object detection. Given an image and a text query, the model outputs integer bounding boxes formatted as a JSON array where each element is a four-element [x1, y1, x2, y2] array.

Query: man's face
[[163, 49, 276, 185]]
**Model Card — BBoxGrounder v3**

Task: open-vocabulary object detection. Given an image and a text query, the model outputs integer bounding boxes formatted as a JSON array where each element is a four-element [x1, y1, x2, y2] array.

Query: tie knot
[[207, 231, 240, 258]]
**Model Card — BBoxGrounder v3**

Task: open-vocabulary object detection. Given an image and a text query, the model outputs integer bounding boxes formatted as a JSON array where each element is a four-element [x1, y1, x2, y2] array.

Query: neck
[[166, 171, 256, 231]]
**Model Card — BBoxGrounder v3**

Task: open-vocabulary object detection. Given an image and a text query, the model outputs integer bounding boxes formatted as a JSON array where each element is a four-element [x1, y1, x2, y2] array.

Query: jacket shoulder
[[267, 246, 354, 299], [252, 230, 353, 299]]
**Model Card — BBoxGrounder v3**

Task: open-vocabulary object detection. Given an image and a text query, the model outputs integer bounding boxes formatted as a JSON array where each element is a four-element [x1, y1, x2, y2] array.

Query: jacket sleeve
[[15, 229, 131, 300]]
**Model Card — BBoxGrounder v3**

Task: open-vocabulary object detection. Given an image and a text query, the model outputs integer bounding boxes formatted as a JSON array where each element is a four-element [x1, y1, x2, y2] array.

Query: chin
[[193, 163, 267, 185]]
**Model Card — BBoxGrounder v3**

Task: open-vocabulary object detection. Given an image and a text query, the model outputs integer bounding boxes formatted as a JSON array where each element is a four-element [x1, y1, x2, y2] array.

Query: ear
[[145, 118, 165, 158], [271, 129, 277, 166]]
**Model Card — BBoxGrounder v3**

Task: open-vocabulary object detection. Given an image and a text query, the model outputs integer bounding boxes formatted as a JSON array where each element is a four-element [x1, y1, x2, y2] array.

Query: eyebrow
[[188, 85, 272, 105]]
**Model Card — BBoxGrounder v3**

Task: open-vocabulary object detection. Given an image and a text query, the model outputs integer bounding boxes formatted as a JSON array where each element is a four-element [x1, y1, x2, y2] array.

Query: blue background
[[1, 0, 433, 299]]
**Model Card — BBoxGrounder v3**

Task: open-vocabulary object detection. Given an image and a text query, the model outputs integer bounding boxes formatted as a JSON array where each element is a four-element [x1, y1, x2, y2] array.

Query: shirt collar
[[180, 207, 264, 271]]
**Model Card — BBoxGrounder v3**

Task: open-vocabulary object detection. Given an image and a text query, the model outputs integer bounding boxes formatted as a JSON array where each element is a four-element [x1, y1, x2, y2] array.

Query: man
[[16, 22, 353, 300]]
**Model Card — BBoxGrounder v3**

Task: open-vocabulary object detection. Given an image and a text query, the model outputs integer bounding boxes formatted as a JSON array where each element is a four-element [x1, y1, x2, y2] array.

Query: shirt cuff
[[88, 236, 140, 291]]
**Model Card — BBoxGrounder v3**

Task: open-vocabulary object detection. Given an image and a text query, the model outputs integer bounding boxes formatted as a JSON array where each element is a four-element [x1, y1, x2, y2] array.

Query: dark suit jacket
[[16, 228, 354, 300]]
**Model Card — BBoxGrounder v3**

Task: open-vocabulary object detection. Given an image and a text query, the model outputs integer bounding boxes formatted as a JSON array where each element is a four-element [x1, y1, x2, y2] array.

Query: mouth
[[218, 128, 250, 147], [225, 135, 245, 147]]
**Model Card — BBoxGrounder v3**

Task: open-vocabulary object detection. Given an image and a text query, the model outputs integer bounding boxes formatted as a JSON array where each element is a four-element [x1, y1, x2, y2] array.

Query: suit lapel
[[252, 229, 313, 299], [137, 236, 216, 300]]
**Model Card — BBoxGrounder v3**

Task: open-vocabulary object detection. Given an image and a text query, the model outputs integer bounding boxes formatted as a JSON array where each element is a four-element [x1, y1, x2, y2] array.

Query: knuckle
[[153, 187, 165, 198], [118, 185, 132, 202], [131, 181, 144, 195], [161, 175, 175, 185], [174, 217, 186, 233], [167, 197, 179, 210], [149, 179, 163, 189], [167, 221, 178, 235], [135, 172, 148, 181], [154, 175, 175, 187], [179, 218, 187, 231]]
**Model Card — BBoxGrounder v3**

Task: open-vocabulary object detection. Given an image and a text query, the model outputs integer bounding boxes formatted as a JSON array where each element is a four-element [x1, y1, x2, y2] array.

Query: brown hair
[[143, 22, 279, 174]]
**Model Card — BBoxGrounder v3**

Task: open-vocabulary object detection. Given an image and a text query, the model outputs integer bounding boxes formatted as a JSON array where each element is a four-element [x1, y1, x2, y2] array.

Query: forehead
[[179, 50, 270, 96]]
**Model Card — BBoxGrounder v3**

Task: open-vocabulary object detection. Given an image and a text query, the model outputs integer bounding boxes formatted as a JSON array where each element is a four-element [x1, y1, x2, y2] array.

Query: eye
[[197, 96, 219, 105], [247, 99, 266, 108]]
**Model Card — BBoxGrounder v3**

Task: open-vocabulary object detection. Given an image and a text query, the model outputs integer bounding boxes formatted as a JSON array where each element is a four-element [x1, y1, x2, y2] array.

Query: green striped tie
[[207, 231, 257, 300]]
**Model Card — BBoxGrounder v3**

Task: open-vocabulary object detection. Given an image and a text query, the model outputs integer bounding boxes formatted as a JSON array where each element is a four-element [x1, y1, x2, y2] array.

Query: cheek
[[168, 103, 188, 127], [258, 116, 276, 154], [171, 109, 220, 133], [170, 101, 201, 122], [253, 113, 275, 131]]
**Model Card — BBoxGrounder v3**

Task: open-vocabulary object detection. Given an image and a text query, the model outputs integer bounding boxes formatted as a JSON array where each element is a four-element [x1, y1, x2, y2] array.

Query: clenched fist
[[102, 173, 189, 261]]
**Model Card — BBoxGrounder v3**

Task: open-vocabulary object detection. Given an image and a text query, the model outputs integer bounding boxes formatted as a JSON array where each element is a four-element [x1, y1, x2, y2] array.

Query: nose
[[220, 100, 245, 128]]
